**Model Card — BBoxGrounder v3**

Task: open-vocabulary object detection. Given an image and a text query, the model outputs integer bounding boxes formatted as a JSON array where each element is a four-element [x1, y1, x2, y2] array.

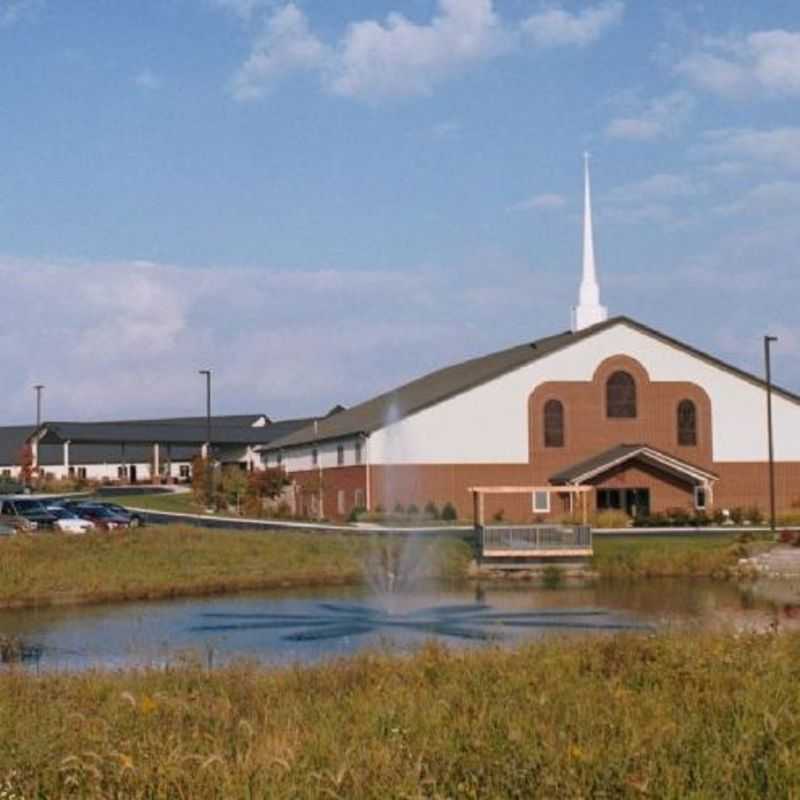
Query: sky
[[1, 0, 799, 423]]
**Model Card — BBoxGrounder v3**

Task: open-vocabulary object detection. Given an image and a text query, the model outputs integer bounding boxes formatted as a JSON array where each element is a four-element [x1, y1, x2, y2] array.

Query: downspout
[[364, 433, 371, 512]]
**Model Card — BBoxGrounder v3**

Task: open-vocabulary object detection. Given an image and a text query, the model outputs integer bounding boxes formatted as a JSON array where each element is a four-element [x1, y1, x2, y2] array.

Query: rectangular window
[[117, 465, 128, 479], [694, 486, 708, 511], [337, 445, 344, 466], [312, 448, 318, 467], [337, 490, 345, 515], [354, 441, 362, 465], [1, 469, 10, 477], [354, 488, 365, 509], [532, 490, 550, 513], [68, 466, 75, 478], [276, 452, 283, 467], [179, 464, 191, 479], [77, 467, 87, 480]]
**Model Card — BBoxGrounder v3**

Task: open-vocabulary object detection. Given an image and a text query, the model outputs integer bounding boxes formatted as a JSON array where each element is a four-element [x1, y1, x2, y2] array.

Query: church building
[[262, 158, 800, 523]]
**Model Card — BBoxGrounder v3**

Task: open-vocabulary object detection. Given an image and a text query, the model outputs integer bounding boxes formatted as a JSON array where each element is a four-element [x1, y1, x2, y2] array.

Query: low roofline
[[551, 444, 718, 486]]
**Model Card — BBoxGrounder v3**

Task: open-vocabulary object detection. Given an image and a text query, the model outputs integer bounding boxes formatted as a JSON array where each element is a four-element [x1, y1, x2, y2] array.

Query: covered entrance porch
[[550, 444, 718, 520]]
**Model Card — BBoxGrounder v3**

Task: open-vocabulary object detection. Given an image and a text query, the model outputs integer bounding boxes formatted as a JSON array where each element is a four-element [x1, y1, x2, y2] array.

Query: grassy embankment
[[0, 527, 472, 609], [2, 631, 800, 797], [0, 526, 768, 609]]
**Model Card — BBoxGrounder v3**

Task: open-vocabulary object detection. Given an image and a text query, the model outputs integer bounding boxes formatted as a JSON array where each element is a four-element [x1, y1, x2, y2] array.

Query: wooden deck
[[479, 524, 593, 560]]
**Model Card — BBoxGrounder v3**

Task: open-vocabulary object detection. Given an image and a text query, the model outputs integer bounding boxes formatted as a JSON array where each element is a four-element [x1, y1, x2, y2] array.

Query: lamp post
[[764, 336, 778, 533], [34, 385, 44, 428], [199, 370, 212, 509]]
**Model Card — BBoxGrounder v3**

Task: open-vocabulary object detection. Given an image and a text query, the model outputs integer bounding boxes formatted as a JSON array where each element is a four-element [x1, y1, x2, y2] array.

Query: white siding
[[366, 322, 800, 465]]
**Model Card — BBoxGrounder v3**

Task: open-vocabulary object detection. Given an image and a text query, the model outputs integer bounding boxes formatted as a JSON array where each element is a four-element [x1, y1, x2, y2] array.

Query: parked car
[[45, 506, 95, 535], [68, 503, 131, 530], [97, 503, 145, 527], [0, 498, 57, 530], [0, 513, 37, 532]]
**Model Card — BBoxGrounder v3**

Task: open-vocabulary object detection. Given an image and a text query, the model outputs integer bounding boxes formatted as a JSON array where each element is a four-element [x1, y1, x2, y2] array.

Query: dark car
[[97, 503, 145, 527], [0, 498, 57, 530], [69, 503, 131, 531]]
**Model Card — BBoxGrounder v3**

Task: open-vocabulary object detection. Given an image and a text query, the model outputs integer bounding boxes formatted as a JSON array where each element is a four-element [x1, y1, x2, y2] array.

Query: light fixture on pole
[[764, 336, 778, 533], [199, 370, 212, 509], [34, 384, 45, 428]]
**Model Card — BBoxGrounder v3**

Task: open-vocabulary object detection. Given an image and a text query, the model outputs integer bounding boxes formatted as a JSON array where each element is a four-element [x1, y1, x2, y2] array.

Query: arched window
[[544, 399, 564, 447], [677, 399, 697, 446], [607, 371, 637, 418]]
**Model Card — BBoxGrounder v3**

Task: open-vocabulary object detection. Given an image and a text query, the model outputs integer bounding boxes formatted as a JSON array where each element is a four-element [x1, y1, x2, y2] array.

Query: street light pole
[[34, 385, 44, 428], [199, 370, 212, 509], [764, 336, 778, 533]]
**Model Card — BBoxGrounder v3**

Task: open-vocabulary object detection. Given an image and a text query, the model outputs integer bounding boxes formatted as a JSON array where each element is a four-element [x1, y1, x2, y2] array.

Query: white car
[[46, 506, 95, 534]]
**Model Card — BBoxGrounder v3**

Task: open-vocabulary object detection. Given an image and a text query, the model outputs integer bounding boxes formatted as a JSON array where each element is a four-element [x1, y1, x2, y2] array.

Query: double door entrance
[[596, 487, 650, 518]]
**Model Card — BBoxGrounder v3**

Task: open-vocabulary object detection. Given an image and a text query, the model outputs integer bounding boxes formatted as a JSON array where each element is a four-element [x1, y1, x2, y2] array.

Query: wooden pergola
[[468, 485, 592, 527]]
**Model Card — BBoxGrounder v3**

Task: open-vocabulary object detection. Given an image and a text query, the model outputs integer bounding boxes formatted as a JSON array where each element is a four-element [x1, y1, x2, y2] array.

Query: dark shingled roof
[[550, 444, 719, 485], [0, 415, 315, 465], [263, 315, 800, 452]]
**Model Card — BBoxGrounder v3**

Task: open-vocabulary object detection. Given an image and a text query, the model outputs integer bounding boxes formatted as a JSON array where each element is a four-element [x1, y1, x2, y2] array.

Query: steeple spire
[[571, 152, 608, 332]]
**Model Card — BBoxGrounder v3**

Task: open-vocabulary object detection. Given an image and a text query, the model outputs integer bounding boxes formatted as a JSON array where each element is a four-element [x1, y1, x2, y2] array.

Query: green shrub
[[406, 503, 419, 516], [729, 507, 744, 524], [441, 502, 458, 521], [393, 503, 405, 515], [347, 505, 367, 522], [492, 509, 505, 523], [424, 501, 439, 519], [542, 564, 563, 589], [745, 506, 764, 525], [593, 510, 631, 529]]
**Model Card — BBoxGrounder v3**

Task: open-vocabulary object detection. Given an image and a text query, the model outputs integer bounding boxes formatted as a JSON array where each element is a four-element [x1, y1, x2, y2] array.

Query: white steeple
[[571, 152, 608, 332]]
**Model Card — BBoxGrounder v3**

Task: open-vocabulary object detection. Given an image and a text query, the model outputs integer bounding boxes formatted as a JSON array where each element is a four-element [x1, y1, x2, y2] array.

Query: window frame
[[606, 371, 637, 419], [532, 490, 551, 513], [677, 399, 698, 447], [543, 398, 565, 448], [336, 445, 345, 466]]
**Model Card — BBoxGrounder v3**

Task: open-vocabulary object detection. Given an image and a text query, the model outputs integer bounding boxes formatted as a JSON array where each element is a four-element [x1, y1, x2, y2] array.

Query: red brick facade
[[291, 354, 800, 522]]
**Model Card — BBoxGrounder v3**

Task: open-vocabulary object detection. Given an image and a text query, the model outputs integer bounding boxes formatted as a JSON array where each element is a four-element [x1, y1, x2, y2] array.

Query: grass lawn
[[117, 491, 211, 515], [591, 533, 766, 578], [2, 630, 800, 798], [0, 525, 473, 609]]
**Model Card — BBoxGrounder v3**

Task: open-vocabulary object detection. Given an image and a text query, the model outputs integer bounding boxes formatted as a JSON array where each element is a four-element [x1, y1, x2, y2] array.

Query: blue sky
[[1, 0, 799, 422]]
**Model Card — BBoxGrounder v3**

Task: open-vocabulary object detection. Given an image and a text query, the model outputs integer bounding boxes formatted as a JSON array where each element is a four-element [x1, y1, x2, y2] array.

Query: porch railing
[[480, 524, 592, 554]]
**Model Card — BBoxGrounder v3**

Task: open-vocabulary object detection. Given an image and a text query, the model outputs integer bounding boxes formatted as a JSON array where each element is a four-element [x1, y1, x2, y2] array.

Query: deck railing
[[481, 524, 592, 554]]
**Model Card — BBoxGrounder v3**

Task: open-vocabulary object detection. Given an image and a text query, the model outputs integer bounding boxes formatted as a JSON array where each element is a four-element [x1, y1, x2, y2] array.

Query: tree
[[221, 466, 250, 514], [247, 468, 289, 502], [18, 444, 35, 487]]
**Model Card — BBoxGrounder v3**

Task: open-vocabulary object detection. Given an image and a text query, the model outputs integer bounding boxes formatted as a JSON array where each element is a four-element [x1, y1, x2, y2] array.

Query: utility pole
[[34, 385, 44, 428], [764, 336, 778, 533], [199, 370, 212, 510]]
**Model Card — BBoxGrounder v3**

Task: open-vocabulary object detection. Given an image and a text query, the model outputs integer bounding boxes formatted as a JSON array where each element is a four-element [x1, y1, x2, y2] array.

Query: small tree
[[191, 455, 214, 508], [248, 468, 289, 503], [221, 466, 250, 514], [18, 444, 35, 488]]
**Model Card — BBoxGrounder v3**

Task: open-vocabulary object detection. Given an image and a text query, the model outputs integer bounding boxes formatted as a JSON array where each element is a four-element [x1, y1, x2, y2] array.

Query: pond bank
[[2, 630, 800, 797], [0, 526, 774, 611]]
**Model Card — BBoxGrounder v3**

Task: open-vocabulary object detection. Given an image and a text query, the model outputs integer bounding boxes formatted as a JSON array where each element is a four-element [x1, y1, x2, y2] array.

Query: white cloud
[[713, 181, 800, 217], [606, 91, 694, 141], [231, 3, 329, 101], [676, 29, 800, 98], [521, 1, 624, 48], [0, 0, 41, 27], [509, 193, 567, 212], [134, 69, 162, 91], [328, 0, 506, 99], [602, 172, 702, 226], [226, 0, 623, 101], [0, 257, 563, 423], [701, 127, 800, 171]]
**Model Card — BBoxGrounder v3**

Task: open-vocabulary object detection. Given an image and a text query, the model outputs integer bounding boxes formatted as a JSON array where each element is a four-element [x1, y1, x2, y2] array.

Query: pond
[[0, 578, 792, 672]]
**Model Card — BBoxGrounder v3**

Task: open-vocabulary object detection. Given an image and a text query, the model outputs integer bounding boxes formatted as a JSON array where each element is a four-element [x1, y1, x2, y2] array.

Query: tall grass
[[2, 631, 800, 797], [0, 526, 472, 609]]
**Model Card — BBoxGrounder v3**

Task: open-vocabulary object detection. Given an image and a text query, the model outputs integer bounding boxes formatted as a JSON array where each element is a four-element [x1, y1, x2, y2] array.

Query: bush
[[778, 511, 800, 526], [745, 506, 764, 525], [711, 508, 727, 525], [393, 503, 405, 515], [594, 510, 631, 529], [492, 509, 505, 523], [542, 565, 563, 589], [729, 507, 744, 525], [347, 505, 367, 523], [406, 503, 419, 516], [441, 502, 458, 521], [424, 501, 439, 520], [664, 507, 691, 527]]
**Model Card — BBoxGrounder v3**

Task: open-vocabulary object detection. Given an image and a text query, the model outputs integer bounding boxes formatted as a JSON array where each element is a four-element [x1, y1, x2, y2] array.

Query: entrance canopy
[[550, 444, 718, 488]]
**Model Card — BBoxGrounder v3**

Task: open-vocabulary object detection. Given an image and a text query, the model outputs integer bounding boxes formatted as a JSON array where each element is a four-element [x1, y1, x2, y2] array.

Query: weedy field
[[1, 631, 799, 798]]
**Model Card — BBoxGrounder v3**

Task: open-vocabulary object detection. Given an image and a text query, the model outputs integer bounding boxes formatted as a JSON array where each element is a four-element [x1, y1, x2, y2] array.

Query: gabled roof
[[34, 417, 315, 448], [550, 444, 718, 486], [263, 315, 800, 452]]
